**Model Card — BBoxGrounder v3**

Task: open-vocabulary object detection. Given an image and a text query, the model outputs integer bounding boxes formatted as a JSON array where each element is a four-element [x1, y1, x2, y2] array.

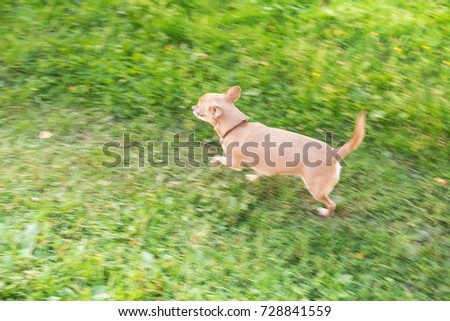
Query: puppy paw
[[316, 207, 330, 217], [245, 174, 260, 182], [209, 156, 225, 167]]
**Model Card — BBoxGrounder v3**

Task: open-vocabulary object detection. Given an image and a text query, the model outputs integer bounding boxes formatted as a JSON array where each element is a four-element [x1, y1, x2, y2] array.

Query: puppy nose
[[192, 106, 197, 110]]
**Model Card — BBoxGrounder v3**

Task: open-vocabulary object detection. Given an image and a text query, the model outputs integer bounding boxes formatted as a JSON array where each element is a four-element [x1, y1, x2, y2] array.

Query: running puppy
[[192, 86, 366, 216]]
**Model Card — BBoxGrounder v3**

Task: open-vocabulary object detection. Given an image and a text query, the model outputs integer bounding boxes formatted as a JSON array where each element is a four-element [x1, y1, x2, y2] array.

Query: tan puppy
[[192, 86, 366, 216]]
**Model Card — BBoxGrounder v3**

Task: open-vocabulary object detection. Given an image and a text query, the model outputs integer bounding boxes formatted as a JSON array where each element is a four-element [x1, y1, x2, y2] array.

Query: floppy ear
[[224, 86, 241, 103], [208, 106, 222, 119]]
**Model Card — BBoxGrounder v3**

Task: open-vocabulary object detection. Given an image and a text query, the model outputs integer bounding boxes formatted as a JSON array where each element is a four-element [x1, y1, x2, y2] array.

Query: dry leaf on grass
[[98, 180, 112, 186], [81, 132, 93, 141], [433, 178, 448, 187], [353, 253, 365, 260], [38, 131, 53, 139]]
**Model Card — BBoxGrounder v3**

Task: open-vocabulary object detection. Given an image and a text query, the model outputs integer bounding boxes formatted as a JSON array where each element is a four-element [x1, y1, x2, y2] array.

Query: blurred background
[[0, 0, 448, 300]]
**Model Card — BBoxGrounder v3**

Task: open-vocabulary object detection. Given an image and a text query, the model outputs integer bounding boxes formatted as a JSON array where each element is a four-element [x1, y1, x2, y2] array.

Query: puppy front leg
[[211, 157, 263, 181], [209, 156, 227, 166], [245, 171, 264, 182], [209, 155, 242, 171]]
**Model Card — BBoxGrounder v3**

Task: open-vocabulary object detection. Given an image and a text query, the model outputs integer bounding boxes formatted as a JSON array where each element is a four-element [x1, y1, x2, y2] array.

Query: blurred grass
[[0, 0, 449, 300]]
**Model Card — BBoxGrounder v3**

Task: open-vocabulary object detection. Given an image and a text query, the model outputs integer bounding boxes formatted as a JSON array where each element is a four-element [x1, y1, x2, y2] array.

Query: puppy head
[[192, 86, 241, 125]]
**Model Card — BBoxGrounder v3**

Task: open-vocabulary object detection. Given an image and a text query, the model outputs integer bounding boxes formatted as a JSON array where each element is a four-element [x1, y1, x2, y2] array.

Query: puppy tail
[[335, 111, 367, 160]]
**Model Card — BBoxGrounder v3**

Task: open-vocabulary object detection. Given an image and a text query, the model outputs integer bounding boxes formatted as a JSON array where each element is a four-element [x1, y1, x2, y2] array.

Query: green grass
[[0, 0, 449, 300]]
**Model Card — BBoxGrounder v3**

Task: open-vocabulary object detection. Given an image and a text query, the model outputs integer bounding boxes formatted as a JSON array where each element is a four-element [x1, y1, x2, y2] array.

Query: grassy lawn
[[0, 0, 449, 300]]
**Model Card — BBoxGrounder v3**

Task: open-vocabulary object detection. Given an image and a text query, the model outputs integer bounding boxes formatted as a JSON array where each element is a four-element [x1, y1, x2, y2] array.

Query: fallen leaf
[[39, 131, 53, 139], [142, 251, 155, 268], [333, 29, 347, 37], [24, 270, 37, 277], [337, 273, 354, 283], [81, 132, 93, 141], [433, 178, 448, 187], [98, 180, 112, 186], [354, 253, 365, 260]]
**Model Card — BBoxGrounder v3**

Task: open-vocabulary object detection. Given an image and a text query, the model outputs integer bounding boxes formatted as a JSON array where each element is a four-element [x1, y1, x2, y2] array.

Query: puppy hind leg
[[315, 194, 336, 217], [305, 177, 338, 217]]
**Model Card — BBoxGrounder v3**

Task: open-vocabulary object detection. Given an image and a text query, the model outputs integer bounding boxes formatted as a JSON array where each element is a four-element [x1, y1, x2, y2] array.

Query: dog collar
[[219, 119, 248, 144]]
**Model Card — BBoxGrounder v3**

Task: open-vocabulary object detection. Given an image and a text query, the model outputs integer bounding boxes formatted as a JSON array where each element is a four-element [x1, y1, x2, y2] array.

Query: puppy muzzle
[[192, 106, 203, 120]]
